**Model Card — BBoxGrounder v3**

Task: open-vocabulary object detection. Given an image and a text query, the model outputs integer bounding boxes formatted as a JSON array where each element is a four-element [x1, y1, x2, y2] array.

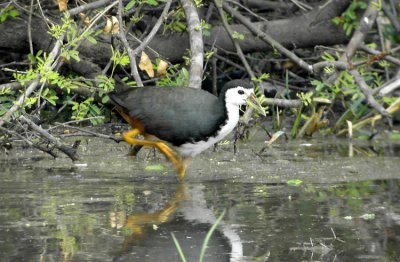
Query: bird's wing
[[109, 87, 226, 145]]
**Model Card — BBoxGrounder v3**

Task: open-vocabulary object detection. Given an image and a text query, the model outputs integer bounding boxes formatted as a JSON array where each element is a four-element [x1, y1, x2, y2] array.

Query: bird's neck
[[214, 98, 240, 141]]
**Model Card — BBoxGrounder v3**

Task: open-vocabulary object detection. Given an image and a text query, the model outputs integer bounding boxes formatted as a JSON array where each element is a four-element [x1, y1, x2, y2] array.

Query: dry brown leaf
[[57, 0, 68, 11], [79, 13, 91, 27], [111, 16, 119, 34], [157, 59, 168, 78], [139, 52, 154, 78], [103, 17, 112, 33], [103, 16, 119, 34]]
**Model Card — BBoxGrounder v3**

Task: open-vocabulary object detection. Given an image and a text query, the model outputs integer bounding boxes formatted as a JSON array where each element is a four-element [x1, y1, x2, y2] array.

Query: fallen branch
[[19, 115, 79, 161], [52, 123, 123, 143], [0, 125, 58, 159], [349, 68, 390, 118], [360, 45, 400, 66], [378, 76, 400, 96]]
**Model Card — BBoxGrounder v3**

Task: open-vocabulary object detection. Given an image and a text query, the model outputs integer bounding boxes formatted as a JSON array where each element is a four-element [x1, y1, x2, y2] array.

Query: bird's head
[[221, 80, 266, 116]]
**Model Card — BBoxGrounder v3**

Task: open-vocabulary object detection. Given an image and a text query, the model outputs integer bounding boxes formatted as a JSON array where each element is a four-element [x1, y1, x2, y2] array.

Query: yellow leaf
[[111, 16, 119, 34], [79, 13, 91, 27], [103, 16, 119, 34], [139, 52, 154, 78], [103, 17, 112, 33], [157, 59, 168, 78], [57, 0, 68, 11]]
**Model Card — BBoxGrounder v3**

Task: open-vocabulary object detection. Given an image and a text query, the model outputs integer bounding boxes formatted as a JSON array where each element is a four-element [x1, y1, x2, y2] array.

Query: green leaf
[[146, 0, 158, 6], [9, 9, 19, 18], [171, 233, 187, 262], [102, 95, 110, 104], [125, 0, 137, 10], [144, 164, 164, 171], [86, 35, 97, 44], [68, 50, 80, 62], [232, 31, 244, 40], [287, 179, 303, 186]]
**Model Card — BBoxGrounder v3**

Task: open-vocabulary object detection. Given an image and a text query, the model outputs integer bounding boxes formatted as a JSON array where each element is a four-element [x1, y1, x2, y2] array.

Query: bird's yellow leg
[[122, 129, 141, 145], [123, 129, 184, 178], [155, 142, 184, 177], [178, 157, 192, 180]]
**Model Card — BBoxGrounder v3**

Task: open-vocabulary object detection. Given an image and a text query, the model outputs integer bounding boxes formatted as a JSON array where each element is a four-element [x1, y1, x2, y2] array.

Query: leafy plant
[[232, 31, 245, 40], [7, 12, 106, 124], [194, 20, 211, 36], [0, 5, 19, 23], [110, 46, 130, 76], [157, 67, 189, 87], [125, 0, 159, 10], [69, 97, 105, 125], [96, 75, 115, 104], [332, 0, 368, 36], [251, 73, 270, 116], [297, 92, 313, 107], [164, 8, 186, 33]]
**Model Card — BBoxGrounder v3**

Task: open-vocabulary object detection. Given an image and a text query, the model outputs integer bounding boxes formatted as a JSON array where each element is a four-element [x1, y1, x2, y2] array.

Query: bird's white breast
[[177, 103, 239, 157]]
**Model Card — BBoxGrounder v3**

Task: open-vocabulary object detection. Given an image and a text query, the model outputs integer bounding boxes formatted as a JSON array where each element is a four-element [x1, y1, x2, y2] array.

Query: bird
[[109, 79, 265, 179]]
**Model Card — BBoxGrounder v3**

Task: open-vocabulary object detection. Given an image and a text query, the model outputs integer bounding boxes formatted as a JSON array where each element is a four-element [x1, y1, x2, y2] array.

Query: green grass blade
[[171, 232, 187, 262], [199, 210, 226, 262]]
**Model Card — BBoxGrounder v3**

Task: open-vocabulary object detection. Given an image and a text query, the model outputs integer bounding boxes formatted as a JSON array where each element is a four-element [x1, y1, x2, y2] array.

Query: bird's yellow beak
[[247, 92, 266, 116]]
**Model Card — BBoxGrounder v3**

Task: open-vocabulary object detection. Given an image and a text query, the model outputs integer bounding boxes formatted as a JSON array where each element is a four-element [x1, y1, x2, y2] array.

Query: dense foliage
[[0, 0, 399, 157]]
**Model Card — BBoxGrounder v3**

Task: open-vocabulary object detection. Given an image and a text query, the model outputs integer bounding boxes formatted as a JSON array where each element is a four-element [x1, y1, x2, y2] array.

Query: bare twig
[[0, 81, 25, 92], [0, 125, 58, 159], [19, 115, 78, 161], [349, 68, 390, 118], [28, 0, 34, 54], [53, 123, 123, 142], [214, 1, 255, 79], [222, 2, 313, 74], [312, 61, 350, 73], [341, 0, 379, 61], [226, 0, 269, 23], [117, 0, 143, 86], [214, 0, 256, 126], [381, 1, 400, 34], [290, 0, 312, 11], [69, 0, 113, 16], [360, 44, 400, 66], [378, 76, 400, 96], [180, 0, 204, 89], [263, 98, 302, 108], [133, 0, 173, 56]]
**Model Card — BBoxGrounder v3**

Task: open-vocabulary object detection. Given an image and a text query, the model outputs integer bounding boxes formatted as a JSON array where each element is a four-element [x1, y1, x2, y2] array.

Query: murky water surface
[[1, 135, 399, 261]]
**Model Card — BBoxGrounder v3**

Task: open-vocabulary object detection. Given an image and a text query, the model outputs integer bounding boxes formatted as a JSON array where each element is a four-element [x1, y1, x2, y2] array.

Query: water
[[0, 134, 399, 261]]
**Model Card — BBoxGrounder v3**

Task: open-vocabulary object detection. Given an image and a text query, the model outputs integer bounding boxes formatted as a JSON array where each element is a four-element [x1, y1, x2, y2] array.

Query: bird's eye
[[238, 90, 245, 95]]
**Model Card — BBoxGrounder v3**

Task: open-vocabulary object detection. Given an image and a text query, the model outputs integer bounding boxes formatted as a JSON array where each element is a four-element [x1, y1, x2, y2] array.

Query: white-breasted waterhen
[[109, 80, 265, 179]]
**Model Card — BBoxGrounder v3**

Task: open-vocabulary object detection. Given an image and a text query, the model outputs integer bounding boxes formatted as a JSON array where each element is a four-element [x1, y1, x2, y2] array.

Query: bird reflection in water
[[109, 182, 243, 262]]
